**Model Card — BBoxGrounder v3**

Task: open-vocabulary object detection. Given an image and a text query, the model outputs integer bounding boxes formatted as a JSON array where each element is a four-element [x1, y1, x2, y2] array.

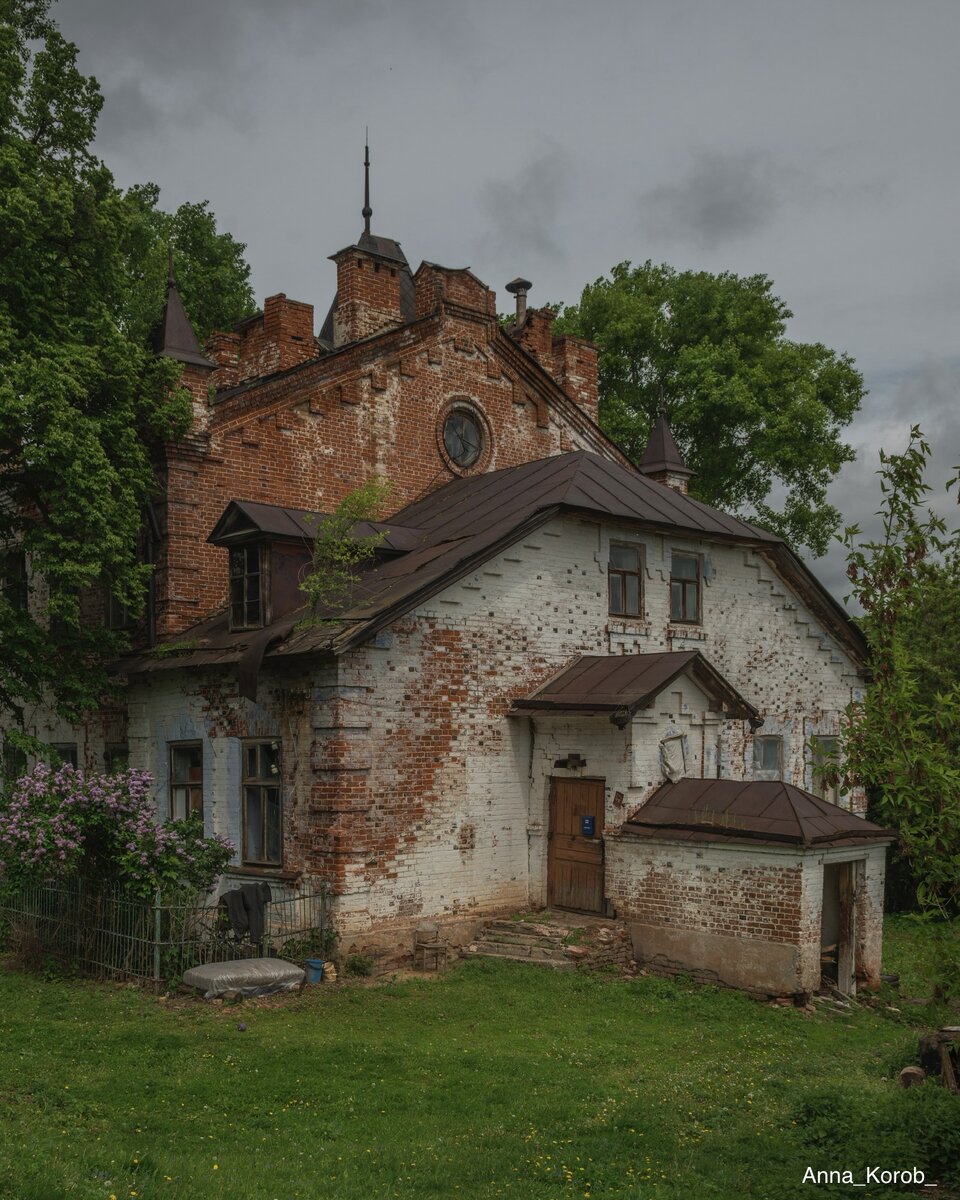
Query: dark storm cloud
[[640, 150, 817, 250], [807, 357, 960, 604], [477, 148, 570, 264], [57, 0, 469, 151]]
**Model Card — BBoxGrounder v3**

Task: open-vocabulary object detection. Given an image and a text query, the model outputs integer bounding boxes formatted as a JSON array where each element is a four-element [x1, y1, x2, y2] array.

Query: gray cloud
[[806, 357, 960, 604], [477, 147, 570, 266], [640, 150, 816, 250]]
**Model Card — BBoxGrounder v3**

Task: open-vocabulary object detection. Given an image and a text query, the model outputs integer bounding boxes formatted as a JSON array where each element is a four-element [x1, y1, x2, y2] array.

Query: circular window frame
[[436, 399, 492, 476]]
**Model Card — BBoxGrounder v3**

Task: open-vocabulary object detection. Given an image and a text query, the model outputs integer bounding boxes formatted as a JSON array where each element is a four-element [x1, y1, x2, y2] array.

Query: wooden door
[[548, 778, 605, 913]]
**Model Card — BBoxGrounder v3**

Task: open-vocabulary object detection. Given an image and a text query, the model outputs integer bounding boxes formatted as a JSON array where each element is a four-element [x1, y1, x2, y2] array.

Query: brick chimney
[[330, 246, 403, 346]]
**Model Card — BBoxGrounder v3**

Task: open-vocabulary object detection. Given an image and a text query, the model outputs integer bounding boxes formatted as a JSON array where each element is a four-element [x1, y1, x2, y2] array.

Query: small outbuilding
[[607, 779, 896, 997]]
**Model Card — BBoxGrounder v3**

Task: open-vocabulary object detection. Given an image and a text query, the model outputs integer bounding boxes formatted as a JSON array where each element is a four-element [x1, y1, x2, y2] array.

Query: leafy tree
[[840, 427, 960, 914], [557, 261, 864, 555], [0, 0, 191, 733], [299, 477, 393, 618], [121, 182, 256, 347]]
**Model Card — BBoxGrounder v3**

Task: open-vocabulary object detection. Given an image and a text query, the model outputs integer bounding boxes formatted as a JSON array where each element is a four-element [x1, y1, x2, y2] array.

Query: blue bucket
[[305, 958, 325, 984]]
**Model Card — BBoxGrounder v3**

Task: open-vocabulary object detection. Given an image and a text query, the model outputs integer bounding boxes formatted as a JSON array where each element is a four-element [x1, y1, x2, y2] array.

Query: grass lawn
[[1, 923, 958, 1200]]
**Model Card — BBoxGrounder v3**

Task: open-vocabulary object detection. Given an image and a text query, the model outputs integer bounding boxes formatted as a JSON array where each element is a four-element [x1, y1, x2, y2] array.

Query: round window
[[442, 407, 484, 468]]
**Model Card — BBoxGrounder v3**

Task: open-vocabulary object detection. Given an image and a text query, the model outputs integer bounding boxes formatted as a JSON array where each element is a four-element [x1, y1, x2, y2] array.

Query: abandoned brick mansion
[[7, 176, 895, 996]]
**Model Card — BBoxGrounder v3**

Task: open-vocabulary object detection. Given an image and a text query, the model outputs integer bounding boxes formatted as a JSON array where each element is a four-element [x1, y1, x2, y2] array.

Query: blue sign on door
[[580, 815, 596, 838]]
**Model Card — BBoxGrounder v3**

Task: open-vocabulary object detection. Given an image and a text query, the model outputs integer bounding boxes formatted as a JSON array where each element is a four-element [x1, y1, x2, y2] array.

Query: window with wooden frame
[[242, 740, 282, 866], [607, 543, 643, 617], [810, 735, 842, 807], [670, 552, 701, 623], [169, 742, 203, 820], [2, 737, 27, 784], [753, 734, 782, 780], [50, 743, 78, 768], [0, 550, 27, 611], [104, 744, 129, 774], [107, 591, 136, 630], [229, 544, 264, 629]]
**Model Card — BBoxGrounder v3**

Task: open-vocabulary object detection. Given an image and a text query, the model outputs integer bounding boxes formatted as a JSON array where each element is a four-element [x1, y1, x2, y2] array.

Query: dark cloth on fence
[[219, 883, 272, 941]]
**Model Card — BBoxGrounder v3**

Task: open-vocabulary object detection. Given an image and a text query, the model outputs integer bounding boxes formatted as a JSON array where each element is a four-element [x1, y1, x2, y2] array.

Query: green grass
[[882, 912, 960, 999], [1, 923, 958, 1200]]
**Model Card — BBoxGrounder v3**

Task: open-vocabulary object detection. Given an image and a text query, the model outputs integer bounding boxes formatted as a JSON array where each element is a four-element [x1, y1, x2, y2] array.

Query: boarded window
[[230, 545, 263, 628], [753, 735, 782, 780], [170, 743, 203, 820], [608, 543, 643, 617], [242, 740, 282, 866], [670, 553, 701, 623]]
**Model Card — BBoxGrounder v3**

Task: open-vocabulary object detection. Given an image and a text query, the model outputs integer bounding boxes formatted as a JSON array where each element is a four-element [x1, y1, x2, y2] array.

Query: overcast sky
[[57, 0, 960, 604]]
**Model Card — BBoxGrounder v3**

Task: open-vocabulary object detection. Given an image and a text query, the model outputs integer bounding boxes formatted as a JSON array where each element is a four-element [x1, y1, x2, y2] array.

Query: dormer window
[[230, 544, 263, 629]]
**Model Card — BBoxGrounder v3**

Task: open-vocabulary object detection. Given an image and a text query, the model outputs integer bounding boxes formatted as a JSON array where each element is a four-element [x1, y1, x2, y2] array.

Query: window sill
[[667, 624, 706, 639], [229, 864, 300, 883]]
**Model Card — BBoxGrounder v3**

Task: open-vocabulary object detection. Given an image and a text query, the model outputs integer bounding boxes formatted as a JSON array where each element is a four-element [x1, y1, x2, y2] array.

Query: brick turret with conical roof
[[153, 256, 216, 425], [637, 413, 694, 494], [327, 140, 411, 347]]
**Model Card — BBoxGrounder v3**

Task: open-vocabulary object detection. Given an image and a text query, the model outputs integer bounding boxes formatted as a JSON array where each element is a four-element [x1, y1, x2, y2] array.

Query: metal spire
[[362, 131, 372, 236]]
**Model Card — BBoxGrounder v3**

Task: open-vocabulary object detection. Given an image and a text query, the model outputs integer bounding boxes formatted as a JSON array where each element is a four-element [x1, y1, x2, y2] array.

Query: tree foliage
[[121, 182, 256, 346], [0, 1, 254, 735], [300, 478, 393, 618], [557, 261, 864, 555], [840, 428, 960, 914]]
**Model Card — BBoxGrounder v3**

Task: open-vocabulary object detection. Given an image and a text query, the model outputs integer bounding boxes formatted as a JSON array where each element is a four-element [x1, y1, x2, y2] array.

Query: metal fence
[[0, 880, 328, 988]]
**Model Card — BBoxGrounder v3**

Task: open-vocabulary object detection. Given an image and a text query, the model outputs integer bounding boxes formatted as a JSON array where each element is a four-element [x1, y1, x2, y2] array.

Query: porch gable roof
[[509, 651, 760, 726]]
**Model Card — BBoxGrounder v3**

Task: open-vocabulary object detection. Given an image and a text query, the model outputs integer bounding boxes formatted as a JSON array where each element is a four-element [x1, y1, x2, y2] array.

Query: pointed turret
[[638, 413, 694, 494], [154, 256, 216, 369], [325, 137, 412, 347]]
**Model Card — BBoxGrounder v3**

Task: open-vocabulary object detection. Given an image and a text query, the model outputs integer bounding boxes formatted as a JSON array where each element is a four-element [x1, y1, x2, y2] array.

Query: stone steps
[[461, 912, 606, 970]]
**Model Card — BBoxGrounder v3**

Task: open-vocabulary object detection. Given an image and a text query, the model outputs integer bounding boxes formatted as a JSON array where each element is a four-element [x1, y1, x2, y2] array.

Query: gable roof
[[282, 450, 783, 653], [622, 779, 896, 849], [509, 651, 759, 725], [206, 499, 426, 555], [125, 448, 866, 675]]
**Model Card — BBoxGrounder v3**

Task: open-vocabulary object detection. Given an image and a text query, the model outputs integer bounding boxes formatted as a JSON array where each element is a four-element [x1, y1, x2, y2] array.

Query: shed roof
[[509, 651, 759, 724], [622, 779, 896, 849]]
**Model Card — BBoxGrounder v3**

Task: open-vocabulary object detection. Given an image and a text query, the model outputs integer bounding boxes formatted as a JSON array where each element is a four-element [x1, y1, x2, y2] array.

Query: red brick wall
[[155, 304, 615, 636]]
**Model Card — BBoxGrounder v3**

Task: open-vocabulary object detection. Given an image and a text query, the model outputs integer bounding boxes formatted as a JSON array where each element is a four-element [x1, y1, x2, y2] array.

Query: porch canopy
[[622, 779, 897, 849], [509, 651, 760, 728]]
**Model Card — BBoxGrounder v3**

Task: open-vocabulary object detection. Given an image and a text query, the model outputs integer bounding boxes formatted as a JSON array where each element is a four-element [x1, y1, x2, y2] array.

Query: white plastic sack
[[182, 957, 305, 999]]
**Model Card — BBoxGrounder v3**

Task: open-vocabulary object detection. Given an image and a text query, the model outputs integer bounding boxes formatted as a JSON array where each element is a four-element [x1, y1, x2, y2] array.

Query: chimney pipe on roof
[[505, 277, 532, 326]]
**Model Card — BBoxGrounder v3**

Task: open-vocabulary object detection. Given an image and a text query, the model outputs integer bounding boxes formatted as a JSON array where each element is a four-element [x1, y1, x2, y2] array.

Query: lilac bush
[[0, 764, 233, 898]]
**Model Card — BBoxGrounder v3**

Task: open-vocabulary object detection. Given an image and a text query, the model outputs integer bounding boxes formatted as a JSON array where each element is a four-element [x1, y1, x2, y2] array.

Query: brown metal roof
[[153, 276, 216, 369], [622, 779, 896, 848], [638, 414, 693, 479], [510, 651, 759, 724], [206, 500, 426, 555]]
